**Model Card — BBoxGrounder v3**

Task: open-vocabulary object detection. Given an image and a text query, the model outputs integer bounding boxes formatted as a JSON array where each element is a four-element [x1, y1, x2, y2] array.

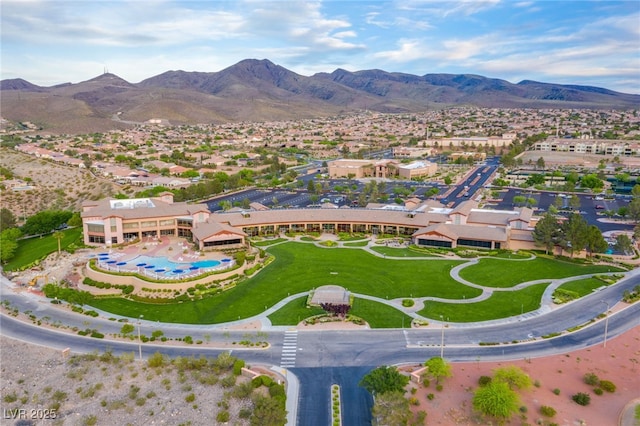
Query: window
[[457, 239, 491, 249], [87, 224, 104, 233], [418, 239, 452, 248]]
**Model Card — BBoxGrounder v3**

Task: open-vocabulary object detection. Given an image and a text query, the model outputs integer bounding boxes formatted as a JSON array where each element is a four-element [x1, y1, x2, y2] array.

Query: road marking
[[280, 330, 298, 368]]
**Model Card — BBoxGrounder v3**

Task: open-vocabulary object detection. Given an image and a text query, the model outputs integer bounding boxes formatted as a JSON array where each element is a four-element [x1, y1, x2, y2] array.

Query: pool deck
[[80, 236, 243, 292]]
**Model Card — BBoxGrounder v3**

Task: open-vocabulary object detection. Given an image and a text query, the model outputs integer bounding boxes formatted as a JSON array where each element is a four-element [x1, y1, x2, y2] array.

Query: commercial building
[[82, 194, 536, 252]]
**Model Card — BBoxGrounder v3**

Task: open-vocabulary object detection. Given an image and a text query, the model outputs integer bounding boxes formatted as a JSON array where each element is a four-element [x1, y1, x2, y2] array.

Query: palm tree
[[53, 231, 64, 255]]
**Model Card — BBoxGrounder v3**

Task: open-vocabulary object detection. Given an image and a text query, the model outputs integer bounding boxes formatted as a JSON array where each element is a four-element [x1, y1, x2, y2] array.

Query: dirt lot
[[0, 148, 121, 221], [404, 326, 640, 426], [0, 335, 280, 426]]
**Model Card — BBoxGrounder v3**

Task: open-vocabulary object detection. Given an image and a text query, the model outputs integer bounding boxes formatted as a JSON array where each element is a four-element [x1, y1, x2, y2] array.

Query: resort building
[[327, 158, 437, 180], [397, 161, 438, 179], [80, 193, 246, 250], [82, 193, 536, 252]]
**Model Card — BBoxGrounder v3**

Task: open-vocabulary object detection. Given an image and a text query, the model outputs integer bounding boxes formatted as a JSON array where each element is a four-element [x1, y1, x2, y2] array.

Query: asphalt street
[[2, 269, 639, 425]]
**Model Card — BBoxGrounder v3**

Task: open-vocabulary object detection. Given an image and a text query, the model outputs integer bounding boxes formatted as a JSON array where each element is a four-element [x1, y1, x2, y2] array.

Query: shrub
[[572, 392, 591, 406], [402, 299, 415, 307], [216, 411, 230, 422], [540, 405, 557, 417], [185, 393, 195, 403], [552, 388, 561, 395], [599, 380, 616, 393], [233, 359, 245, 376], [594, 388, 604, 395], [583, 372, 599, 386], [427, 393, 435, 400], [478, 376, 492, 386]]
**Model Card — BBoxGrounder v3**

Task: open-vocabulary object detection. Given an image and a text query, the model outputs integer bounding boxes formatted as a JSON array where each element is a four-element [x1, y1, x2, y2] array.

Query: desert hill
[[2, 58, 638, 133]]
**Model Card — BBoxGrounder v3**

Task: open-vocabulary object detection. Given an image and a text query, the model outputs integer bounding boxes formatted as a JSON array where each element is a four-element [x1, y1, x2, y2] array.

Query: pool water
[[107, 255, 221, 274]]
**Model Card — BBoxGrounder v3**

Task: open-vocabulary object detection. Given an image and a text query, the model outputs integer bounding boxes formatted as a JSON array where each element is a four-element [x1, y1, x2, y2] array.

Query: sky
[[1, 0, 639, 94]]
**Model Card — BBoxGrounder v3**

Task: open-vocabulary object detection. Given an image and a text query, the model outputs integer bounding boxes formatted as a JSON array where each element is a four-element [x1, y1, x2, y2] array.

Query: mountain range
[[2, 58, 638, 133]]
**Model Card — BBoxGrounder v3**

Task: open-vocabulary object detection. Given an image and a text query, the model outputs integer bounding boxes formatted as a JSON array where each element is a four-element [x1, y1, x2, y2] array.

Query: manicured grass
[[369, 246, 432, 257], [556, 277, 608, 297], [89, 242, 473, 324], [337, 235, 368, 242], [251, 238, 287, 247], [343, 241, 369, 247], [418, 283, 549, 322], [268, 296, 324, 325], [4, 227, 83, 271], [267, 296, 413, 328], [459, 257, 623, 288], [350, 298, 413, 329]]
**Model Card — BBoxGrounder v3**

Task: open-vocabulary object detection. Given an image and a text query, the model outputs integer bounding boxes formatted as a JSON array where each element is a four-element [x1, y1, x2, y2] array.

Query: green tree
[[614, 234, 634, 255], [585, 225, 608, 256], [0, 228, 22, 263], [568, 195, 581, 211], [512, 195, 526, 207], [580, 174, 604, 191], [532, 213, 559, 255], [629, 198, 640, 221], [307, 179, 315, 192], [472, 381, 520, 421], [371, 391, 411, 426], [423, 356, 452, 385], [536, 157, 545, 170], [250, 395, 287, 426], [493, 366, 532, 390], [561, 213, 589, 257], [0, 208, 17, 230], [360, 366, 409, 397]]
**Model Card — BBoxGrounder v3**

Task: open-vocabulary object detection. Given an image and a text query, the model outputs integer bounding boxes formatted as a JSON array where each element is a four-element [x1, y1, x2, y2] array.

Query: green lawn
[[89, 242, 472, 324], [251, 238, 288, 247], [350, 298, 413, 328], [459, 257, 623, 288], [267, 296, 412, 329], [4, 227, 83, 271], [418, 283, 549, 322], [343, 241, 369, 247], [556, 277, 608, 297], [85, 242, 624, 325], [369, 246, 432, 257], [268, 296, 325, 325]]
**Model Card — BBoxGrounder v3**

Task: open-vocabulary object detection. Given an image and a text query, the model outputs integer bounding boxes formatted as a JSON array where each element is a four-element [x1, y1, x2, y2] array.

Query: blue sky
[[2, 1, 639, 93]]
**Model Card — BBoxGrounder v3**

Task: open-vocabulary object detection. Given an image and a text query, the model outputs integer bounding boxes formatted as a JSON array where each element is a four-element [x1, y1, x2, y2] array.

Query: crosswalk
[[280, 330, 298, 368]]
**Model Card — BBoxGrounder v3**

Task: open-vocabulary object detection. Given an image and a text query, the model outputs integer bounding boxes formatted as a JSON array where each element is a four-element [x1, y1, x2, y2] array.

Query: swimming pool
[[98, 254, 223, 277]]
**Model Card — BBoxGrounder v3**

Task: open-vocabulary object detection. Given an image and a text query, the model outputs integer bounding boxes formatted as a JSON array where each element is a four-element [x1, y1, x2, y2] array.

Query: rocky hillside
[[2, 59, 638, 133]]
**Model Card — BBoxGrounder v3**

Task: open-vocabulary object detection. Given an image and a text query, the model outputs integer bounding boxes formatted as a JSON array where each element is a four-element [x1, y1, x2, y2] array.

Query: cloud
[[397, 0, 502, 17]]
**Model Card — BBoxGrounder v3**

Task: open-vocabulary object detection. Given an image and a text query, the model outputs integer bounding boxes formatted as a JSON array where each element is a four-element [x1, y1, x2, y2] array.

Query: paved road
[[2, 268, 639, 425]]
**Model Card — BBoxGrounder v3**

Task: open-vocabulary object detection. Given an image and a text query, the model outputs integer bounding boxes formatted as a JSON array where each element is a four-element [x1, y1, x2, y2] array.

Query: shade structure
[[172, 269, 184, 274], [116, 262, 126, 266], [154, 269, 165, 273], [136, 263, 147, 267], [189, 266, 199, 270], [144, 265, 155, 269], [106, 260, 117, 264], [221, 258, 232, 262]]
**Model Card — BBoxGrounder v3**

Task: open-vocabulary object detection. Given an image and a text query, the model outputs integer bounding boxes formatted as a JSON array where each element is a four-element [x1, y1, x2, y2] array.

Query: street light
[[600, 300, 609, 348], [138, 315, 144, 360], [440, 315, 445, 359]]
